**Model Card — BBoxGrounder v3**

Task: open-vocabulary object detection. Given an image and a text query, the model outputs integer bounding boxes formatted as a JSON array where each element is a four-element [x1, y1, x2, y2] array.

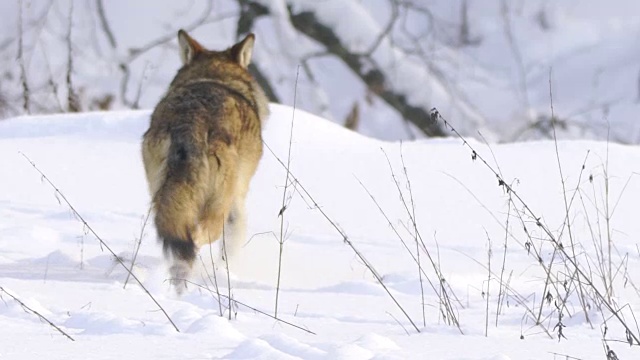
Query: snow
[[1, 104, 639, 359]]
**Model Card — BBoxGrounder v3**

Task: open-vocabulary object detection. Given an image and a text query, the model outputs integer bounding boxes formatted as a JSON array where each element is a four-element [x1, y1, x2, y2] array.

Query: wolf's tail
[[153, 134, 210, 266]]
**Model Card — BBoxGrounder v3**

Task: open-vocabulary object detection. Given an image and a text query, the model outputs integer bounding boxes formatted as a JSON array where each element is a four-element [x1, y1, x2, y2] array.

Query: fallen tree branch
[[240, 0, 445, 137]]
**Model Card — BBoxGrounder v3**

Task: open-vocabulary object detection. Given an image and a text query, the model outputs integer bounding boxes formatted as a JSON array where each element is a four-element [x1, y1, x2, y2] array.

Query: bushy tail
[[153, 136, 209, 267]]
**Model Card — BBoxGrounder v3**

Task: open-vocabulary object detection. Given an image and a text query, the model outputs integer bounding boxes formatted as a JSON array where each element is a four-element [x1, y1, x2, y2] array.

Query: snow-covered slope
[[0, 105, 639, 359]]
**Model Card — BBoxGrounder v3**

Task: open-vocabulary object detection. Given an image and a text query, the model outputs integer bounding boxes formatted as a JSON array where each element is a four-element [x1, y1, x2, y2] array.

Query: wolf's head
[[168, 30, 268, 121], [175, 29, 255, 75]]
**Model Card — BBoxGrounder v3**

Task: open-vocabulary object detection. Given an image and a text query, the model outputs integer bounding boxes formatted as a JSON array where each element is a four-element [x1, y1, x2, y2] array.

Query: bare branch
[[66, 1, 80, 113], [125, 3, 220, 62], [363, 0, 399, 56], [0, 286, 74, 341], [20, 153, 180, 333], [180, 279, 316, 335], [431, 108, 640, 345], [241, 0, 445, 137], [123, 208, 151, 289], [235, 0, 280, 102], [275, 66, 300, 317], [264, 141, 422, 334], [17, 0, 30, 114], [95, 0, 117, 48]]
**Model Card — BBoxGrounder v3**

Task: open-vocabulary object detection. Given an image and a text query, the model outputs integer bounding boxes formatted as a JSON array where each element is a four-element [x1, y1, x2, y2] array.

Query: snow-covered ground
[[1, 105, 639, 359]]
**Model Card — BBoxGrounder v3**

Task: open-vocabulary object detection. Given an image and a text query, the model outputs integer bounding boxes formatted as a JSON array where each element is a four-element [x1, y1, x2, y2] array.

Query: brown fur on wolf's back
[[141, 31, 269, 290]]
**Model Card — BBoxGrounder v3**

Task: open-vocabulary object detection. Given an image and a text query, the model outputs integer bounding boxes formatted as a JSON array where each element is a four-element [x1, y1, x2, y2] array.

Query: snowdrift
[[0, 104, 639, 359]]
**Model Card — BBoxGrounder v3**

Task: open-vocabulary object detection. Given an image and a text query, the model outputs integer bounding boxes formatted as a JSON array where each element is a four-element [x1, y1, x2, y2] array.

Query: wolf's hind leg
[[221, 201, 247, 262], [168, 259, 193, 295], [163, 237, 196, 295]]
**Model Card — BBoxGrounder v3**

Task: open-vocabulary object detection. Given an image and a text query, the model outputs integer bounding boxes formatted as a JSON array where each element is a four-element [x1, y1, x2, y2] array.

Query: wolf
[[141, 30, 269, 293]]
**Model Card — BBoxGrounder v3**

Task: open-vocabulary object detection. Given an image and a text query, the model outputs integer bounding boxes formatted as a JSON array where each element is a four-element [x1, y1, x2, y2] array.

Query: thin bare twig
[[485, 230, 492, 337], [549, 70, 592, 327], [382, 149, 461, 331], [431, 108, 640, 345], [363, 0, 399, 56], [20, 153, 179, 332], [496, 192, 511, 325], [547, 352, 583, 360], [125, 3, 219, 62], [500, 0, 529, 110], [356, 175, 464, 323], [180, 279, 316, 335], [458, 250, 553, 339], [275, 66, 300, 317], [398, 144, 426, 327], [66, 1, 79, 113], [221, 223, 232, 321], [96, 0, 117, 48], [17, 0, 30, 114], [123, 208, 151, 289], [206, 238, 224, 316], [0, 286, 74, 341], [117, 4, 229, 108], [263, 142, 421, 334]]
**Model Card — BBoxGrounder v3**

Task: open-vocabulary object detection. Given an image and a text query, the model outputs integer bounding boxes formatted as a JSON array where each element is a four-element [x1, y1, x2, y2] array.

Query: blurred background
[[1, 0, 639, 143]]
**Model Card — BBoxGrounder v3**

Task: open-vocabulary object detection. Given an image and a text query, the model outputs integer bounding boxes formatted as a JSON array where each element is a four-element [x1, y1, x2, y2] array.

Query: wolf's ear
[[231, 33, 255, 68], [177, 29, 204, 65]]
